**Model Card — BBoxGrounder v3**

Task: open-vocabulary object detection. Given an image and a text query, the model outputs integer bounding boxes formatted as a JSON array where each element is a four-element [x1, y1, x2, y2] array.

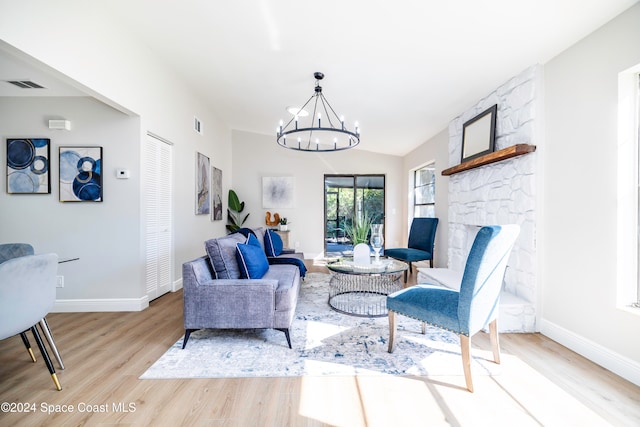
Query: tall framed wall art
[[59, 146, 103, 202]]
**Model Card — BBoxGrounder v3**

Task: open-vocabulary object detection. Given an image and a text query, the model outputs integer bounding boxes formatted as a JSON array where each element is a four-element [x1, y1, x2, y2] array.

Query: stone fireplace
[[445, 65, 541, 332]]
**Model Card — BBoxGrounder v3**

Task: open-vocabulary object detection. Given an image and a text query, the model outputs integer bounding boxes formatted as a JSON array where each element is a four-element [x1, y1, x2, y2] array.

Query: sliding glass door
[[324, 174, 385, 256]]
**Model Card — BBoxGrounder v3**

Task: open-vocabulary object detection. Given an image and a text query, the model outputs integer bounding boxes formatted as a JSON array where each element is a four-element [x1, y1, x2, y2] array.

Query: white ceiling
[[1, 0, 637, 156]]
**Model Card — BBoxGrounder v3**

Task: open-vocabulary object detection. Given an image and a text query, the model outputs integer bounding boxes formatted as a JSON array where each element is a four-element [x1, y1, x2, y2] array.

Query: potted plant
[[345, 213, 372, 245], [226, 189, 249, 233], [279, 217, 289, 231]]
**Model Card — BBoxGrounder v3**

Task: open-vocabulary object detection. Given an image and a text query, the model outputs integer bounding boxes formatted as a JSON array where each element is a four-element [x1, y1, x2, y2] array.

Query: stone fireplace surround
[[419, 65, 540, 332]]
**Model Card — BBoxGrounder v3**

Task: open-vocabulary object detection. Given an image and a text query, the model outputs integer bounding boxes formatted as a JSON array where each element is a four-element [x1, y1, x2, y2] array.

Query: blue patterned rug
[[140, 273, 501, 379]]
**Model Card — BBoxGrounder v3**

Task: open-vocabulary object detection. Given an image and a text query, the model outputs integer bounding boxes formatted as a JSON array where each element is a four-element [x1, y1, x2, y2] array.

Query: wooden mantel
[[441, 144, 536, 176]]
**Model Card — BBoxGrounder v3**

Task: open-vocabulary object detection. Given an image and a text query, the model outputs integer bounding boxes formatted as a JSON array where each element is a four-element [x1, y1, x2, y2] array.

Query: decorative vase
[[279, 224, 288, 231], [370, 224, 384, 263]]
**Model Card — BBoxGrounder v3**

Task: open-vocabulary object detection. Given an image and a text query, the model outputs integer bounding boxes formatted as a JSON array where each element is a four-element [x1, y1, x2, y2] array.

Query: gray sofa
[[182, 228, 303, 349]]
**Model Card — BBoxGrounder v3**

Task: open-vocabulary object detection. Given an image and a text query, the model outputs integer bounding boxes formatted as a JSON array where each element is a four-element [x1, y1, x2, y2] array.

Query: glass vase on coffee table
[[370, 223, 384, 263]]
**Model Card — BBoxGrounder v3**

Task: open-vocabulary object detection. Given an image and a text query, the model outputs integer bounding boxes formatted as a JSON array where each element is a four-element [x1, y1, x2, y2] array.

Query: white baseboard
[[541, 319, 640, 387], [52, 279, 183, 313], [172, 277, 183, 292], [53, 296, 150, 312]]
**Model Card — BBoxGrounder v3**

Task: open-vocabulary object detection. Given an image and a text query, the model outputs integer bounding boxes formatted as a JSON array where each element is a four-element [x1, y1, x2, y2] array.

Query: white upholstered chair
[[0, 253, 62, 390]]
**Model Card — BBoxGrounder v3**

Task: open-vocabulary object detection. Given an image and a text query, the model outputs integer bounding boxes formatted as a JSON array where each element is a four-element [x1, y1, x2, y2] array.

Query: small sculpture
[[265, 211, 280, 227]]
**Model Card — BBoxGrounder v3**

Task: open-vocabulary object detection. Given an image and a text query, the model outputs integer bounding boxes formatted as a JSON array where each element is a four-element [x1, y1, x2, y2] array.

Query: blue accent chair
[[384, 217, 438, 282], [387, 225, 520, 392]]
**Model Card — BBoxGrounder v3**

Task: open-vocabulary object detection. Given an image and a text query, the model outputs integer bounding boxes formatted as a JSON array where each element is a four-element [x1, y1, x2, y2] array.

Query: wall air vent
[[194, 116, 203, 135], [6, 80, 46, 89]]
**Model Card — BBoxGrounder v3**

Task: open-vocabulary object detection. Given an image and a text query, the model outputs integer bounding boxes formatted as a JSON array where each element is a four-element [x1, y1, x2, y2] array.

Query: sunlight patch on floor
[[488, 353, 615, 426], [298, 375, 448, 427], [303, 320, 349, 350], [297, 350, 618, 426]]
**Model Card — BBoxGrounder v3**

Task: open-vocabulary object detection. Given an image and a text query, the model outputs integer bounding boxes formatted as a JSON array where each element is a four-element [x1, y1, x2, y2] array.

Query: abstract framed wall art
[[59, 146, 103, 202], [211, 166, 223, 221], [195, 152, 210, 215], [6, 138, 51, 194], [262, 176, 294, 209]]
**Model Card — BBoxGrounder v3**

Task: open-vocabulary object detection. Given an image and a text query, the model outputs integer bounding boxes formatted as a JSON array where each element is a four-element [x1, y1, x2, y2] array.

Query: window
[[618, 67, 640, 309], [324, 175, 385, 256], [413, 164, 435, 218], [636, 73, 640, 307]]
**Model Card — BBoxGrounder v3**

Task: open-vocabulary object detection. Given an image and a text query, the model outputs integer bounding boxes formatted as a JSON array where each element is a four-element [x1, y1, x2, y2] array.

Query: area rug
[[140, 273, 501, 379]]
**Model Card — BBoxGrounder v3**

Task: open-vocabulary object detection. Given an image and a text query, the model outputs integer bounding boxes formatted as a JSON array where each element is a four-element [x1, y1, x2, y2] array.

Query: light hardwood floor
[[1, 263, 639, 426]]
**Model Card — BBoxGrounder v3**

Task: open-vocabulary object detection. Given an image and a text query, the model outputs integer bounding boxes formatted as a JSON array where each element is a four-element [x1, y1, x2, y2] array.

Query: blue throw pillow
[[236, 234, 269, 279], [264, 229, 283, 257]]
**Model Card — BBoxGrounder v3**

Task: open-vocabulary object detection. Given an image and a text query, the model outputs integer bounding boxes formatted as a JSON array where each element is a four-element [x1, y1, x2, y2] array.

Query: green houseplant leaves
[[227, 189, 249, 233], [345, 213, 372, 245]]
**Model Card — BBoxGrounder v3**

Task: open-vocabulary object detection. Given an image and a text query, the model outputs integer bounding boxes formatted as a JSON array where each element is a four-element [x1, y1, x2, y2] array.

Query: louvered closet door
[[143, 133, 173, 301]]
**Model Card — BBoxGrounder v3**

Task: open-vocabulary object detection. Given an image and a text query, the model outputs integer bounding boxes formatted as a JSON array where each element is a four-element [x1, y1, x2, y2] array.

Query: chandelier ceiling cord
[[277, 72, 360, 152]]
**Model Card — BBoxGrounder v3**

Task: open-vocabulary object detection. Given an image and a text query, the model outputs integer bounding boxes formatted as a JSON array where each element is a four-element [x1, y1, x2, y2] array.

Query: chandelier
[[276, 72, 360, 152]]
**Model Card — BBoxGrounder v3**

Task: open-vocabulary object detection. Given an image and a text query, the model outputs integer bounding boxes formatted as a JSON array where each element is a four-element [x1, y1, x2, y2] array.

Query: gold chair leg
[[52, 373, 62, 391], [388, 311, 397, 353], [489, 319, 501, 364], [460, 334, 474, 392], [20, 332, 37, 362]]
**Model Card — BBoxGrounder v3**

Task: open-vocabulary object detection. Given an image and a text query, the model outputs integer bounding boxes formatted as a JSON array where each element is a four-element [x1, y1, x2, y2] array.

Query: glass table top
[[327, 257, 408, 275]]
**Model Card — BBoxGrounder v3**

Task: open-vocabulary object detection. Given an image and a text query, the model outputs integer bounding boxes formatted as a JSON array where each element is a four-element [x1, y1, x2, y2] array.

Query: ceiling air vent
[[6, 80, 46, 89]]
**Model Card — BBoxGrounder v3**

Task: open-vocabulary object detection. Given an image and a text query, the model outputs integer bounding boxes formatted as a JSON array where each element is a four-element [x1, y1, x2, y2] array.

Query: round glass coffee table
[[327, 258, 408, 317]]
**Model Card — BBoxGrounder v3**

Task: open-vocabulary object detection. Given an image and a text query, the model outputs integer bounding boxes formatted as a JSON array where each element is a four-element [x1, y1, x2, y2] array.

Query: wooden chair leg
[[421, 322, 426, 334], [489, 319, 501, 364], [31, 326, 61, 391], [460, 334, 474, 392], [388, 311, 397, 353]]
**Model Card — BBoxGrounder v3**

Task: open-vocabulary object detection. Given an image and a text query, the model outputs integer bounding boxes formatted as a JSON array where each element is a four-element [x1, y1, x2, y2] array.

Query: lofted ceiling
[[1, 0, 637, 156]]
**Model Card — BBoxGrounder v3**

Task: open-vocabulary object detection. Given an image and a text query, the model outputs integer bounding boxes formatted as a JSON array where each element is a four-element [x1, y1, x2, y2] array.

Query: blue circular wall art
[[6, 138, 51, 194], [59, 146, 103, 202]]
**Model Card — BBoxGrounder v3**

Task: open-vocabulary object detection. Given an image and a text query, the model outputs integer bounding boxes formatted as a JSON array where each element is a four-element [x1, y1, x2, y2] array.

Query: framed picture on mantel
[[461, 104, 497, 163]]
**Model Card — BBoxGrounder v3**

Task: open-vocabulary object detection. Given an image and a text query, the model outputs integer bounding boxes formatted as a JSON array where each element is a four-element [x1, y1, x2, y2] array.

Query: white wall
[[231, 130, 404, 258], [542, 3, 640, 381], [0, 1, 232, 309], [447, 66, 541, 329], [0, 97, 140, 300], [402, 128, 449, 268]]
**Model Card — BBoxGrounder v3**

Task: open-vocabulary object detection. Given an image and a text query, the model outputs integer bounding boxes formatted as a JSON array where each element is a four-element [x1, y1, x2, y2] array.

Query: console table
[[327, 258, 408, 317]]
